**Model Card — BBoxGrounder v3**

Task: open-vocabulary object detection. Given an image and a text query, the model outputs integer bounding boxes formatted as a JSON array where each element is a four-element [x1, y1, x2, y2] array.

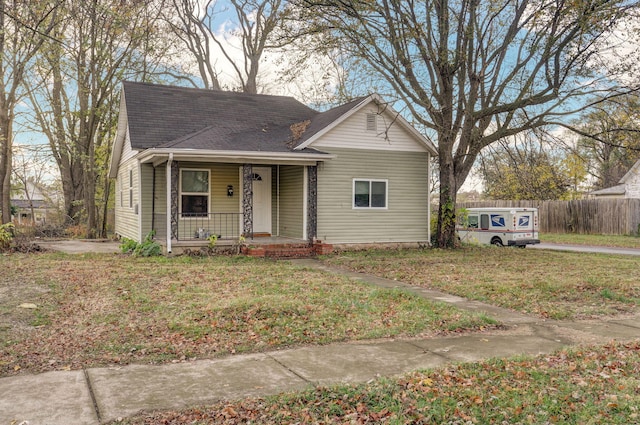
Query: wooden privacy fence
[[456, 199, 640, 235]]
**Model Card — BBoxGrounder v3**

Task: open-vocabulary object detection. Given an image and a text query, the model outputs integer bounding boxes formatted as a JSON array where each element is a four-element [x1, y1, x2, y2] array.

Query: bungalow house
[[11, 181, 51, 226], [590, 159, 640, 199], [108, 82, 437, 254]]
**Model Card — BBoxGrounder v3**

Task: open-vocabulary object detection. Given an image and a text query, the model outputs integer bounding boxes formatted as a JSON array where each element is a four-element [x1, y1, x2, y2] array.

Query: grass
[[323, 247, 640, 320], [0, 253, 493, 377], [542, 233, 640, 248], [113, 340, 640, 424]]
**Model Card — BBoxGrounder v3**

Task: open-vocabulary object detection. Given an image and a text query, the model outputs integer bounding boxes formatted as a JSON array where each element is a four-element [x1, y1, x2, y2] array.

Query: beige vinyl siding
[[149, 165, 167, 237], [120, 129, 137, 163], [278, 165, 304, 238], [317, 147, 429, 244], [271, 167, 277, 231], [114, 156, 140, 241], [313, 107, 429, 153], [140, 163, 167, 238]]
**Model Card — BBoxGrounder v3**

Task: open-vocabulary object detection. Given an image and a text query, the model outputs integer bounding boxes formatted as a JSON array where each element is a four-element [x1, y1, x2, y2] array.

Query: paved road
[[532, 242, 640, 256]]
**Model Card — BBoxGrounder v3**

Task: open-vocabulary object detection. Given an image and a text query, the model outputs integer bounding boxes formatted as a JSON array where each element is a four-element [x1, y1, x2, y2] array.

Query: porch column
[[170, 160, 179, 240], [307, 165, 318, 242], [242, 164, 253, 238]]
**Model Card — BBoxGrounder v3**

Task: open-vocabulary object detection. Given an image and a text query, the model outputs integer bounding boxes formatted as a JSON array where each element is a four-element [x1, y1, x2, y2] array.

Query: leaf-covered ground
[[113, 340, 640, 425], [0, 253, 494, 377], [324, 247, 640, 320]]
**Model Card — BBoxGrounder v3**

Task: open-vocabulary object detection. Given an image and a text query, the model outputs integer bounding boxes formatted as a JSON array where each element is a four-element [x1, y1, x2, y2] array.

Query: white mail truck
[[457, 207, 540, 247]]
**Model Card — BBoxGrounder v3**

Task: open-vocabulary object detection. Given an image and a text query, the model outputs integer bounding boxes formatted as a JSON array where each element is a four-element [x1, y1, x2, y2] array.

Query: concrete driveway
[[37, 239, 120, 254]]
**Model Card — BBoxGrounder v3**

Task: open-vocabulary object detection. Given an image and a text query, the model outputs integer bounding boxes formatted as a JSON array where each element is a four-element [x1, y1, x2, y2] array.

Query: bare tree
[[0, 1, 58, 224], [11, 144, 55, 225], [27, 0, 166, 237], [572, 95, 640, 189], [478, 132, 575, 201], [297, 0, 640, 247], [167, 0, 285, 93]]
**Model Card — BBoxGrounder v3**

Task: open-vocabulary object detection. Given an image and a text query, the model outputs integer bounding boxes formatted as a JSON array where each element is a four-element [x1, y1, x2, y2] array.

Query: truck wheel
[[491, 237, 503, 247]]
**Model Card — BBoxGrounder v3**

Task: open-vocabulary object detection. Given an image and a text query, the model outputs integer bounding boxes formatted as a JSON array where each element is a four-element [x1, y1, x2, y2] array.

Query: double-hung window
[[180, 169, 209, 217], [353, 179, 388, 209]]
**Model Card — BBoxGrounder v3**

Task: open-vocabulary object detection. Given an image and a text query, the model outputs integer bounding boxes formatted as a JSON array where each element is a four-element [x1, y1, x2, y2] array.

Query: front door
[[251, 167, 272, 234]]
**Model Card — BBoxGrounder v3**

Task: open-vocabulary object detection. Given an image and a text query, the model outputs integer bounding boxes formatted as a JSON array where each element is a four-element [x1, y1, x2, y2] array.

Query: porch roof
[[138, 148, 335, 167]]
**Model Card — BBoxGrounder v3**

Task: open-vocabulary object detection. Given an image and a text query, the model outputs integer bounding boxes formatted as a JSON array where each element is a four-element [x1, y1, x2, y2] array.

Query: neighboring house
[[108, 82, 437, 254], [11, 181, 50, 225], [590, 159, 640, 199]]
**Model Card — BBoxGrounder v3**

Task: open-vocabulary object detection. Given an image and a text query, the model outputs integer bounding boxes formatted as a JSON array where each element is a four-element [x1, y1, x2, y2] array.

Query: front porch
[[142, 160, 321, 256]]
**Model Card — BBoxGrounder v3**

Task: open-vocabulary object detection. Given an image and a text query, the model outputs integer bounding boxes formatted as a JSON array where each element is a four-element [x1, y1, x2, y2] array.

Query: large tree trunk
[[436, 146, 458, 248], [83, 158, 97, 238], [59, 165, 84, 225], [0, 114, 12, 224]]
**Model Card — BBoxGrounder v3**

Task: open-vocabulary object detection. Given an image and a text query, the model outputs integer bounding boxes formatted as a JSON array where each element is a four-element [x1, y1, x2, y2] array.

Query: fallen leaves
[[115, 340, 640, 425], [0, 253, 493, 377]]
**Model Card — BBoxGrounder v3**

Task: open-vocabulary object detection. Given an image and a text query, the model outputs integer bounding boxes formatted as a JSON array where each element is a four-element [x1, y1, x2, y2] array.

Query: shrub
[[119, 231, 162, 257], [0, 223, 15, 251], [119, 237, 139, 254]]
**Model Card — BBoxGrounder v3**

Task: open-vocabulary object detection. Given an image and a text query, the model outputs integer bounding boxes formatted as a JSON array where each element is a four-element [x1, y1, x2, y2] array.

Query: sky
[[10, 0, 640, 194]]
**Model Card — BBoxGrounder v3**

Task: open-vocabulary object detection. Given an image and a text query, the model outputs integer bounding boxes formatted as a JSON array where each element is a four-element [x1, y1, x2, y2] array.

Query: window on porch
[[180, 169, 209, 217]]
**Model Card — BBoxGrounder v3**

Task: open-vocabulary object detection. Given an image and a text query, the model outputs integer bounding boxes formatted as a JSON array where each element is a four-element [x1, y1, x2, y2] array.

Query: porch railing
[[153, 213, 242, 241]]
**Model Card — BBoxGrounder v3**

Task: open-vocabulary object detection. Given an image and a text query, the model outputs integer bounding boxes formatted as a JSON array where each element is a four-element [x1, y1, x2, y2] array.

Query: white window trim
[[352, 178, 388, 210], [128, 169, 134, 209], [179, 168, 211, 218]]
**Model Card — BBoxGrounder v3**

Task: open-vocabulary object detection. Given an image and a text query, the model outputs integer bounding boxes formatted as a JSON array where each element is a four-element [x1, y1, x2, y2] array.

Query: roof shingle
[[123, 81, 331, 153]]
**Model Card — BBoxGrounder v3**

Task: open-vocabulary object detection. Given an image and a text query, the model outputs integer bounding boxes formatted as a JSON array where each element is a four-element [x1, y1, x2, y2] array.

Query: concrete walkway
[[37, 239, 121, 254], [1, 259, 639, 425]]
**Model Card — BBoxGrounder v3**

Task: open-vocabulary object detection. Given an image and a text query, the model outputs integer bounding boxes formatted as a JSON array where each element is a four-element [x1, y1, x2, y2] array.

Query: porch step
[[266, 243, 316, 259], [244, 243, 316, 259]]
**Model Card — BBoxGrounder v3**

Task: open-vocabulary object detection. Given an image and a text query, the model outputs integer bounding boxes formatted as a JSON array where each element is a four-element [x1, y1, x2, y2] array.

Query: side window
[[353, 179, 387, 209], [480, 214, 489, 230], [468, 215, 479, 228]]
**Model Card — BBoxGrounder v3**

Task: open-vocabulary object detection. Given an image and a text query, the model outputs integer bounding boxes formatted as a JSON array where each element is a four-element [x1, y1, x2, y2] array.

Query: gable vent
[[366, 113, 377, 131]]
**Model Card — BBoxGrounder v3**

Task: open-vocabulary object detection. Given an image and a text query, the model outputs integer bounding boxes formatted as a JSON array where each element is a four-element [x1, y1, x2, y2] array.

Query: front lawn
[[541, 233, 640, 248], [324, 247, 640, 320], [114, 340, 640, 424], [0, 253, 493, 377]]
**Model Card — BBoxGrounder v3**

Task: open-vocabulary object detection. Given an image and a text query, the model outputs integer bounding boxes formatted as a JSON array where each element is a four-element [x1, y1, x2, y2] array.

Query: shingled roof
[[122, 81, 365, 153]]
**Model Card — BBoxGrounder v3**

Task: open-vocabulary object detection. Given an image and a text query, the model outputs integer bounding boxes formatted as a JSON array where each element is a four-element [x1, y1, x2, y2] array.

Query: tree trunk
[[436, 146, 458, 248], [100, 176, 110, 238], [0, 115, 12, 224], [83, 161, 97, 238]]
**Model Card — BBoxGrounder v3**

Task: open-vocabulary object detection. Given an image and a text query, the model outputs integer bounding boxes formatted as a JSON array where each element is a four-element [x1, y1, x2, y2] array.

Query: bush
[[0, 223, 15, 251], [119, 231, 161, 257], [119, 237, 139, 254]]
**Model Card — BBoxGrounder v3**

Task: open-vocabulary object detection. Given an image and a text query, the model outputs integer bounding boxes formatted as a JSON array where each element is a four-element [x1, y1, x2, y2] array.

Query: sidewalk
[[1, 259, 639, 425]]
